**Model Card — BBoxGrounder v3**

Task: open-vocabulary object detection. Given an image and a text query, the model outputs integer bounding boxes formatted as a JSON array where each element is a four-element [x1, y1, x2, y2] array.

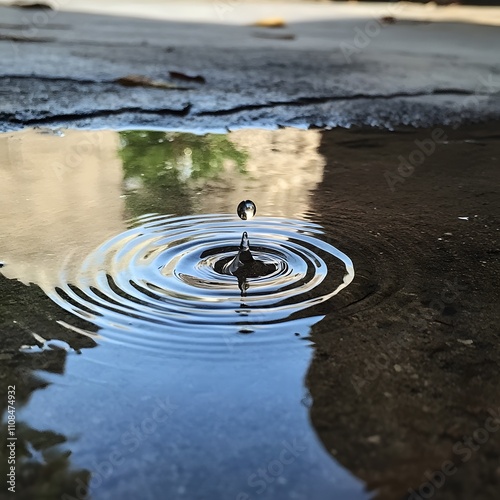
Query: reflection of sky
[[1, 128, 368, 499], [21, 329, 367, 500]]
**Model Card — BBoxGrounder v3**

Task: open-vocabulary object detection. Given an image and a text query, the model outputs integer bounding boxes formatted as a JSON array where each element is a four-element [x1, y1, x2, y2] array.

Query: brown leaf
[[252, 18, 286, 29], [169, 71, 206, 84], [11, 1, 54, 9], [115, 75, 186, 90], [380, 16, 396, 25]]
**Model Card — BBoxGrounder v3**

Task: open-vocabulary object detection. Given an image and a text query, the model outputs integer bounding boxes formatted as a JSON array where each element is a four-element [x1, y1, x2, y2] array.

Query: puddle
[[3, 124, 498, 499], [0, 128, 367, 499], [48, 212, 354, 357]]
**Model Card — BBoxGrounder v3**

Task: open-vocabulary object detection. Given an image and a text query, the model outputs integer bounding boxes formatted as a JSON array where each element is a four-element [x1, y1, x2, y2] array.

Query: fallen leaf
[[252, 17, 286, 28], [11, 1, 54, 9], [169, 71, 206, 84], [380, 16, 396, 24], [115, 75, 186, 90]]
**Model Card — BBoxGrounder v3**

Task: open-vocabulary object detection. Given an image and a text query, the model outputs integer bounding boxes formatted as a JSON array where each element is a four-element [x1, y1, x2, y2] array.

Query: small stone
[[457, 339, 473, 346], [394, 364, 402, 372], [367, 435, 381, 444]]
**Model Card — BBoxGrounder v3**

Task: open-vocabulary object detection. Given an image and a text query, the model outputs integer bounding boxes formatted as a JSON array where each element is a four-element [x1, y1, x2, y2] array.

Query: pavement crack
[[2, 74, 105, 84], [0, 23, 70, 30], [1, 74, 188, 88], [198, 89, 480, 116], [0, 104, 192, 125], [0, 34, 55, 43]]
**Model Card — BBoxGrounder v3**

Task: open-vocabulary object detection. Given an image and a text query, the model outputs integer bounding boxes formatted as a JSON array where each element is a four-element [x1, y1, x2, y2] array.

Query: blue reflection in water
[[19, 212, 367, 499]]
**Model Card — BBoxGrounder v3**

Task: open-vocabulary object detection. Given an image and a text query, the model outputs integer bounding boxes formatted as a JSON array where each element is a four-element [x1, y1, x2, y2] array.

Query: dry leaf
[[169, 71, 206, 84], [11, 1, 54, 9], [115, 75, 185, 90], [252, 18, 286, 29], [380, 16, 396, 24]]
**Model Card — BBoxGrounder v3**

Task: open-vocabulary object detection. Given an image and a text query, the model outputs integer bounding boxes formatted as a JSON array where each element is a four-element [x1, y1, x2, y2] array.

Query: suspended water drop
[[237, 200, 256, 220]]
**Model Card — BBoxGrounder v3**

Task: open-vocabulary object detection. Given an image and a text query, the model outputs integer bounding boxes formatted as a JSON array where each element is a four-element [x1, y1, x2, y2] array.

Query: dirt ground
[[306, 123, 500, 500]]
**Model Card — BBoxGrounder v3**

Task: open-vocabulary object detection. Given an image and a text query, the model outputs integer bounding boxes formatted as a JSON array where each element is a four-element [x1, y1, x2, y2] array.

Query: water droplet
[[240, 231, 250, 252], [237, 200, 256, 220]]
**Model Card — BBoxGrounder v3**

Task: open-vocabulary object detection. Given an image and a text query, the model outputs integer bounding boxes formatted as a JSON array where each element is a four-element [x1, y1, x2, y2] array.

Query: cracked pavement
[[1, 4, 500, 131]]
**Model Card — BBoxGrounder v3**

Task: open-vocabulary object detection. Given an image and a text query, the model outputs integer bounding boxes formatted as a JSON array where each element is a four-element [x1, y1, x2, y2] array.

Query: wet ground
[[0, 124, 499, 500], [1, 2, 500, 499]]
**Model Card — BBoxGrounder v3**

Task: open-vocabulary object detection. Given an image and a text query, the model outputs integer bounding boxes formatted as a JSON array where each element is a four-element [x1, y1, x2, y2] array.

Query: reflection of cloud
[[197, 128, 325, 218], [0, 129, 125, 288]]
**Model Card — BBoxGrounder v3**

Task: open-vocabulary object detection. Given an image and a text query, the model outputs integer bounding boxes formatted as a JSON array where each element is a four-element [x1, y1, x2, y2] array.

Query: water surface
[[0, 128, 368, 500]]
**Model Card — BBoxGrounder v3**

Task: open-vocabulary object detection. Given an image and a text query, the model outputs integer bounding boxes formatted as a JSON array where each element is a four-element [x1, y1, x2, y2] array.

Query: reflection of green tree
[[119, 131, 248, 217]]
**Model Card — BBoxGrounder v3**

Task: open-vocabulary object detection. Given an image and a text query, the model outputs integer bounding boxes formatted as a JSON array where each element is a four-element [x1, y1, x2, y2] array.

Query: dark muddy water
[[1, 125, 500, 500]]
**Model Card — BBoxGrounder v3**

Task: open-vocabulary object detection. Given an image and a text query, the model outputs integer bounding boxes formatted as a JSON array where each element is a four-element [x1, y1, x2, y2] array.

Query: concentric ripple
[[48, 214, 355, 355]]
